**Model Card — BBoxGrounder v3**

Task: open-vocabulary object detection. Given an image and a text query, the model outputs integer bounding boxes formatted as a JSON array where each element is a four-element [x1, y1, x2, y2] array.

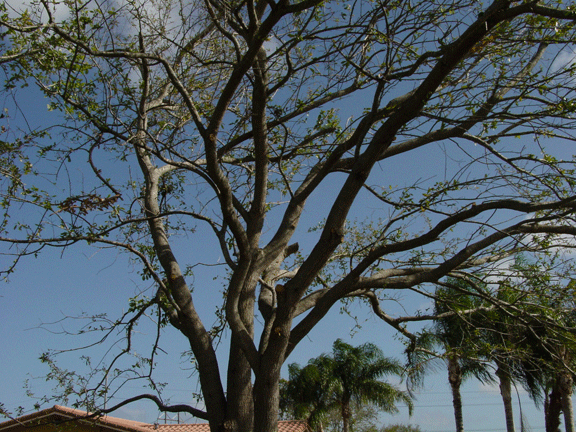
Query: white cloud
[[4, 0, 71, 22], [551, 46, 576, 74]]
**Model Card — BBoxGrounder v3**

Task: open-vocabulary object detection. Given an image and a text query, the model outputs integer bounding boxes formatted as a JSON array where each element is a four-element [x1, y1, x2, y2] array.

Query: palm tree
[[432, 279, 495, 432], [280, 339, 413, 432], [480, 282, 524, 432], [280, 356, 338, 432], [515, 319, 575, 432], [407, 276, 535, 432], [516, 313, 576, 432], [331, 339, 414, 432], [491, 258, 576, 432]]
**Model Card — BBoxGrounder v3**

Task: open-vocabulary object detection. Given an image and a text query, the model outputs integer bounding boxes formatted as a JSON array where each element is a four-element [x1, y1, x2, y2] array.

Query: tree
[[484, 284, 522, 432], [281, 340, 412, 432], [498, 261, 576, 432], [379, 425, 422, 432], [287, 399, 382, 432], [3, 1, 576, 431], [280, 356, 339, 432], [281, 371, 383, 432], [422, 280, 495, 432], [409, 260, 576, 432]]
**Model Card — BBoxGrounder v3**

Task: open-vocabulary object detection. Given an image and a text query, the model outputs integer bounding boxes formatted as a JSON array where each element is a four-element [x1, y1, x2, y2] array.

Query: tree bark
[[496, 363, 515, 432], [227, 336, 254, 432], [341, 399, 351, 432], [559, 372, 574, 432], [546, 382, 563, 432], [253, 302, 293, 432], [448, 355, 464, 432], [226, 273, 257, 432], [253, 360, 283, 432]]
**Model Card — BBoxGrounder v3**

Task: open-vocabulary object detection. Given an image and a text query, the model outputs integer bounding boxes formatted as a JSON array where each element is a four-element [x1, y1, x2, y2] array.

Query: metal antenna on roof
[[159, 412, 181, 424]]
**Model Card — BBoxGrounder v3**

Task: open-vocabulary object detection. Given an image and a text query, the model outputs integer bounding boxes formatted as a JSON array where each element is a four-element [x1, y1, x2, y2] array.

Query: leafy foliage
[[378, 424, 422, 432], [281, 339, 412, 432]]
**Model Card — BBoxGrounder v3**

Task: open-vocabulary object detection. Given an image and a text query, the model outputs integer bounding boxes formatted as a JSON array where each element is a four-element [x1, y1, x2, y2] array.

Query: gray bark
[[448, 355, 464, 432], [546, 384, 563, 432], [560, 373, 574, 432], [497, 364, 515, 432]]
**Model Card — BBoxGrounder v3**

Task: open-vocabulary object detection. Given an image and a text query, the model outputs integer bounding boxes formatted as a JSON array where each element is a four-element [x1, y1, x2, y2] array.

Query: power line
[[395, 401, 537, 409], [424, 428, 545, 432]]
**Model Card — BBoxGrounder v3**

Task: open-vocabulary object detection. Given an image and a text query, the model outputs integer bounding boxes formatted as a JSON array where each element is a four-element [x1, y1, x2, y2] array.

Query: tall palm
[[494, 259, 576, 432], [516, 312, 576, 432], [480, 282, 525, 432], [515, 319, 575, 432], [432, 280, 495, 432], [331, 339, 413, 432], [280, 356, 338, 431], [408, 277, 531, 432], [281, 339, 413, 432]]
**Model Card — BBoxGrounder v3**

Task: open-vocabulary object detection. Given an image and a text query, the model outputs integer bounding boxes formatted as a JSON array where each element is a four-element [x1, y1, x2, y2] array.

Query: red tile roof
[[146, 426, 211, 432], [145, 420, 309, 432], [0, 406, 152, 432], [0, 406, 309, 432]]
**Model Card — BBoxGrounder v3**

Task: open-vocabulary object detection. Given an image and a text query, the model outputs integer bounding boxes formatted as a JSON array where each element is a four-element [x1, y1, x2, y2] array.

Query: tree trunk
[[496, 363, 515, 432], [227, 336, 254, 432], [226, 277, 256, 432], [253, 309, 293, 432], [253, 362, 282, 432], [559, 372, 574, 432], [546, 382, 563, 432], [448, 355, 464, 432], [341, 399, 351, 432]]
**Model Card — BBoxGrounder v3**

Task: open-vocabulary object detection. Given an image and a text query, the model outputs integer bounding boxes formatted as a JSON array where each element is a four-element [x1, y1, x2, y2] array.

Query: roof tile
[[0, 406, 309, 432]]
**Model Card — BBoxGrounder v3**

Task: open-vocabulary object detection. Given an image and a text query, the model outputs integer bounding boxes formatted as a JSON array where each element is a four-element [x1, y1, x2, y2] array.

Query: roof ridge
[[0, 406, 151, 432]]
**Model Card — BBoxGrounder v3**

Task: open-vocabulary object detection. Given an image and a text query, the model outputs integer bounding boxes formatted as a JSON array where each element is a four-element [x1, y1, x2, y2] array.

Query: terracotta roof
[[145, 426, 211, 432], [0, 406, 309, 432], [276, 420, 310, 432], [0, 406, 152, 432], [145, 420, 309, 432]]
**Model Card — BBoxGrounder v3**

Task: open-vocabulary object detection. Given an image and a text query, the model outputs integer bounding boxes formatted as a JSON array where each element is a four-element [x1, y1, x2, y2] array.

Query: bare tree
[[2, 1, 576, 431]]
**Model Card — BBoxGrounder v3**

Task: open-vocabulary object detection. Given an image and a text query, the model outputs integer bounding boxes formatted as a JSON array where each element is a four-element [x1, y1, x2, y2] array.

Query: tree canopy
[[2, 0, 576, 431]]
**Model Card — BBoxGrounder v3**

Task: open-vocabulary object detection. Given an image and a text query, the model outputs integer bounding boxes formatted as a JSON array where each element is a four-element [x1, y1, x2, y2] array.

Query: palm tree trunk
[[448, 355, 464, 432], [341, 400, 351, 432], [546, 382, 563, 432], [559, 372, 574, 432], [496, 363, 515, 432]]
